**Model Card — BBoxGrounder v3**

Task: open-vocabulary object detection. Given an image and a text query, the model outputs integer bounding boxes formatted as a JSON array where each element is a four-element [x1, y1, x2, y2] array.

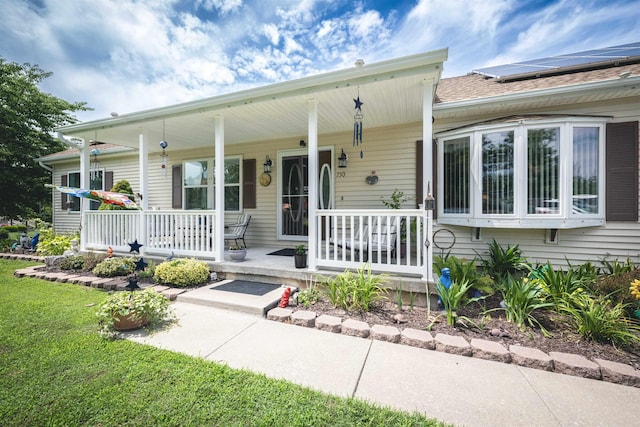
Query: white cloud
[[263, 23, 280, 46], [195, 0, 243, 15]]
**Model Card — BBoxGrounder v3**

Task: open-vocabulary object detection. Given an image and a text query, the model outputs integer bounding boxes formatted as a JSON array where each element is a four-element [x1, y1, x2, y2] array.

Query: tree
[[0, 58, 87, 221]]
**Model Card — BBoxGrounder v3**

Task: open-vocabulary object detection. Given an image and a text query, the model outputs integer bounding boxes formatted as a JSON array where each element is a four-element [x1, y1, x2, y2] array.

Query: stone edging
[[10, 260, 186, 301], [266, 307, 640, 389]]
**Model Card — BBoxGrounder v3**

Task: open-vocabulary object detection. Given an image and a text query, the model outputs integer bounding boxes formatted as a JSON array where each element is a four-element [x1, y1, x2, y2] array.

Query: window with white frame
[[437, 118, 605, 228], [183, 156, 242, 211]]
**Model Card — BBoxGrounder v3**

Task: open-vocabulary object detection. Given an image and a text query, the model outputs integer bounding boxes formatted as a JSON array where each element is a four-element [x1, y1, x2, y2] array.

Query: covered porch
[[55, 48, 448, 287]]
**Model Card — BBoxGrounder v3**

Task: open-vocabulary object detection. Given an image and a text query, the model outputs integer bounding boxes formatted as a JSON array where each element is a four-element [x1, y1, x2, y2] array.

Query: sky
[[1, 0, 639, 122]]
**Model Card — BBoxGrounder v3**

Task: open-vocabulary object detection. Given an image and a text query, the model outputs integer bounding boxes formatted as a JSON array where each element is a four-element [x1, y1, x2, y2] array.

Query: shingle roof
[[435, 62, 640, 104]]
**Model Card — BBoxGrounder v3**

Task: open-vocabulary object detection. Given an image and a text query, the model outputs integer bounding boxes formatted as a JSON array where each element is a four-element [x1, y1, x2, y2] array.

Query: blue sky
[[1, 0, 638, 122]]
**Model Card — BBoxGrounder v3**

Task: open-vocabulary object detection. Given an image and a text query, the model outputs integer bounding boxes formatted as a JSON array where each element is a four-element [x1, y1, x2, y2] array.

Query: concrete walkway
[[128, 302, 640, 427]]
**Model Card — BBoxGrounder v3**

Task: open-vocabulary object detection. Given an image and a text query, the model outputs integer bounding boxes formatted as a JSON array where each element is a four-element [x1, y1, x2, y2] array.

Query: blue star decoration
[[353, 96, 363, 111], [125, 276, 141, 291], [128, 239, 143, 253], [135, 257, 148, 271]]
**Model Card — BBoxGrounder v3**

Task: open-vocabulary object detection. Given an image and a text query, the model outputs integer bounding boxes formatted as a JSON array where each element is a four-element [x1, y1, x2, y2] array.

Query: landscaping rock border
[[266, 307, 640, 389]]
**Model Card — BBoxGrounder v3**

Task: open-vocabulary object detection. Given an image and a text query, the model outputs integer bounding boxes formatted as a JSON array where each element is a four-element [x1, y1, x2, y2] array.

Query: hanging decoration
[[90, 147, 100, 180], [353, 89, 364, 158], [160, 120, 169, 176]]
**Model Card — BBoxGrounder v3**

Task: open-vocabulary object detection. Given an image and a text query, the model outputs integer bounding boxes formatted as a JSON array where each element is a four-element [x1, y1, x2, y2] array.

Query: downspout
[[39, 161, 55, 228]]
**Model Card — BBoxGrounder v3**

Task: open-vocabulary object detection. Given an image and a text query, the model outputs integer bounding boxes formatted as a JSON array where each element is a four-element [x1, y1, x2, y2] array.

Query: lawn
[[0, 259, 445, 426]]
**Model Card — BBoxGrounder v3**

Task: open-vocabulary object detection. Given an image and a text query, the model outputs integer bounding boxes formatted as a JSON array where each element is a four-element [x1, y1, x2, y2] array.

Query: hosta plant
[[154, 258, 210, 287], [96, 289, 173, 339]]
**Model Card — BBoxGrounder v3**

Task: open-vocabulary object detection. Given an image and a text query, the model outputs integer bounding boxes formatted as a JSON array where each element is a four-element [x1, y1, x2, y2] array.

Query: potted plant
[[228, 245, 247, 261], [294, 244, 307, 268], [381, 188, 414, 258], [96, 287, 172, 338]]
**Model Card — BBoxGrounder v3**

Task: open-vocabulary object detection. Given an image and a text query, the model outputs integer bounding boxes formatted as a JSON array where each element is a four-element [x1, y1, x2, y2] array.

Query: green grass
[[0, 259, 445, 427]]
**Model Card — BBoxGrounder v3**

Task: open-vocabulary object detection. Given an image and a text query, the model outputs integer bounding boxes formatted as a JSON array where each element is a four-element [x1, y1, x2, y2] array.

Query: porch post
[[138, 130, 148, 255], [79, 140, 89, 252], [214, 115, 225, 260], [307, 98, 319, 270], [422, 79, 434, 283]]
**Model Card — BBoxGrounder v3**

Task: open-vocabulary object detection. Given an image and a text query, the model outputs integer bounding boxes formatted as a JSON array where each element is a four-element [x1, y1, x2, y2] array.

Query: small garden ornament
[[437, 267, 452, 309], [279, 287, 292, 307]]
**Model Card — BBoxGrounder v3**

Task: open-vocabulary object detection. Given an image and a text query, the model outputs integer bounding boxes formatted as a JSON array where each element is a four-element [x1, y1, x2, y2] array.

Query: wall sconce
[[338, 149, 348, 168], [263, 155, 272, 173], [299, 139, 306, 147]]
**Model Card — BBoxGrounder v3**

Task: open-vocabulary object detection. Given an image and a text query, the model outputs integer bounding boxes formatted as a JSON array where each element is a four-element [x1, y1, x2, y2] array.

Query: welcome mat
[[267, 248, 295, 256], [212, 280, 281, 296]]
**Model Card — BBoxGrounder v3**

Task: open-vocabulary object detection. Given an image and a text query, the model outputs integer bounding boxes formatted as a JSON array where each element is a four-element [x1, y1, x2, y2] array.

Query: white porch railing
[[84, 210, 218, 259], [315, 209, 431, 277]]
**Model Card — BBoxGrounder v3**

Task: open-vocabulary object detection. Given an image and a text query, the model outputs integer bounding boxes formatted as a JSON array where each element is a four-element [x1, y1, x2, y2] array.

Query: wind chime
[[159, 120, 169, 176], [90, 132, 100, 183], [353, 89, 364, 158]]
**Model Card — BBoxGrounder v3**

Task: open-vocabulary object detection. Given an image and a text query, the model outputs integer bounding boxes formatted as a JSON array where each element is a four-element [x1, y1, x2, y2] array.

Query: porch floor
[[169, 246, 432, 313]]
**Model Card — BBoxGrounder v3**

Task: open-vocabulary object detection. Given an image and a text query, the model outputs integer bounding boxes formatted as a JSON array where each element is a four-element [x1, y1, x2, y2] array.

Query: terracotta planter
[[113, 314, 148, 331]]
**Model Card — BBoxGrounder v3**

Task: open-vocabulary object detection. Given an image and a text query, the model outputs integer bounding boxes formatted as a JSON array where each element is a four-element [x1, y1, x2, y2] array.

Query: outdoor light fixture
[[424, 182, 436, 211], [263, 155, 272, 173], [338, 149, 348, 168], [299, 139, 306, 147]]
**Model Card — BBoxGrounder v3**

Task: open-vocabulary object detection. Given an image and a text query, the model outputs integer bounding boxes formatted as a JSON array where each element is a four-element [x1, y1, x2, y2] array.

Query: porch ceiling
[[57, 49, 447, 154]]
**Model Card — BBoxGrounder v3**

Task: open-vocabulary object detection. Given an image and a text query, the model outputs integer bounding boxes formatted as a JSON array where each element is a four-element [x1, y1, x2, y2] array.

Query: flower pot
[[228, 248, 247, 261], [294, 254, 307, 268], [113, 314, 148, 331]]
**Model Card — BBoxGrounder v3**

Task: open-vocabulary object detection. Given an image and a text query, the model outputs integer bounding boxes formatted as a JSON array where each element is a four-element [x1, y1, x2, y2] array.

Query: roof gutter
[[38, 161, 53, 172], [434, 75, 640, 115]]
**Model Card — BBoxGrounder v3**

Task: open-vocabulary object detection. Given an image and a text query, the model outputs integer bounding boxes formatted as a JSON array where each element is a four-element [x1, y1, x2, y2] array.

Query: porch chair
[[224, 214, 251, 248], [330, 218, 398, 262]]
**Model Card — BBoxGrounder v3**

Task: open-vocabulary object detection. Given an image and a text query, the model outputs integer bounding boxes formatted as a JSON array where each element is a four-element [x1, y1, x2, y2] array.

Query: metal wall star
[[354, 96, 363, 111]]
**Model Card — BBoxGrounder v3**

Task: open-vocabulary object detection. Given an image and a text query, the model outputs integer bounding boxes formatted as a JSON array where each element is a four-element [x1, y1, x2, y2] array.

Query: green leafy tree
[[98, 180, 136, 210], [0, 58, 87, 221]]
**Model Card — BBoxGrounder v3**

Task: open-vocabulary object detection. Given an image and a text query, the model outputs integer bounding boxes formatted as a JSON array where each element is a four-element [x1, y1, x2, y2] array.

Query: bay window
[[437, 118, 606, 228]]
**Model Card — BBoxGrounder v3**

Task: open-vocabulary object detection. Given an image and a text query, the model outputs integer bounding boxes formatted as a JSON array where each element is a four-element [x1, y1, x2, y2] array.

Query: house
[[40, 42, 640, 281], [40, 48, 447, 283]]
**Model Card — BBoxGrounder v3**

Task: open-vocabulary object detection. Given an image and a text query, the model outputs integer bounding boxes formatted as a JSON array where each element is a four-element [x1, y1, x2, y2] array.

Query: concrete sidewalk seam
[[204, 317, 261, 360], [351, 339, 373, 398]]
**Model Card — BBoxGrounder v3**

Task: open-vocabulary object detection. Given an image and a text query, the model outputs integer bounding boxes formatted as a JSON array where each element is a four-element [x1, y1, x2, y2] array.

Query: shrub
[[0, 229, 8, 239], [321, 263, 388, 311], [83, 252, 108, 271], [591, 269, 640, 313], [136, 260, 156, 279], [1, 225, 27, 233], [154, 258, 210, 287], [297, 284, 321, 308], [59, 255, 86, 271], [93, 257, 136, 278], [36, 227, 73, 256]]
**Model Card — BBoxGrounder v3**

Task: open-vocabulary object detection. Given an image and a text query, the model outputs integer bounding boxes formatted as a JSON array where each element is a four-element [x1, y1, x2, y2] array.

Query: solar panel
[[473, 42, 640, 80]]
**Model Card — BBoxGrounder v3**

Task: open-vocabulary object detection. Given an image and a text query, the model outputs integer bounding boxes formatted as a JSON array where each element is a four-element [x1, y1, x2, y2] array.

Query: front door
[[278, 149, 332, 241]]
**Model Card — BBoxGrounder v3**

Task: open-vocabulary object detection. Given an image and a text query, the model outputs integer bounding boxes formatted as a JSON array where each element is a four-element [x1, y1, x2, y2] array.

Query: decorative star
[[353, 96, 363, 111], [128, 239, 143, 253], [125, 276, 141, 291], [135, 257, 148, 271]]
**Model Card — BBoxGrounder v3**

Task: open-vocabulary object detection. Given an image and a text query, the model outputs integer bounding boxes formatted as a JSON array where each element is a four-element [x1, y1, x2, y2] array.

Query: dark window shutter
[[606, 122, 638, 221], [60, 174, 68, 209], [243, 159, 257, 209], [172, 165, 182, 209], [105, 171, 114, 191]]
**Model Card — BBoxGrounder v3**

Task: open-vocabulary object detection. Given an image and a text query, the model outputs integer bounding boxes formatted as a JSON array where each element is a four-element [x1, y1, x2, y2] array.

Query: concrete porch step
[[176, 279, 291, 315]]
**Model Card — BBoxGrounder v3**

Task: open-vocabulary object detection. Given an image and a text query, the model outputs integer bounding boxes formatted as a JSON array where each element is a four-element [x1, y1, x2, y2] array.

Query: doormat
[[212, 280, 281, 296], [267, 248, 295, 256]]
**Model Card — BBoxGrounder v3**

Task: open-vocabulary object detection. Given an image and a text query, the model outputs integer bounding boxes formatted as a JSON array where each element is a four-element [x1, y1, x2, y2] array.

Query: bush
[[59, 255, 86, 271], [93, 257, 136, 278], [98, 180, 135, 210], [0, 229, 8, 239], [35, 227, 73, 256], [154, 258, 210, 287], [137, 260, 156, 279], [83, 252, 108, 271], [591, 269, 640, 313], [1, 225, 27, 233], [321, 263, 388, 311]]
